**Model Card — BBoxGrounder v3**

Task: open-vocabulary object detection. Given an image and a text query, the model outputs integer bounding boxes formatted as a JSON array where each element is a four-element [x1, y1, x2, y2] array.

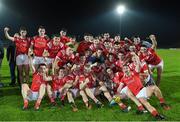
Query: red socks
[[138, 105, 145, 111], [159, 98, 165, 104], [50, 97, 55, 103], [119, 103, 127, 110], [151, 110, 159, 117]]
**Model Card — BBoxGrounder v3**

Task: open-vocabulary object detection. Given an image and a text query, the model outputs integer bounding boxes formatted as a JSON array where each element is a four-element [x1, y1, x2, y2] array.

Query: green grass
[[0, 49, 180, 121]]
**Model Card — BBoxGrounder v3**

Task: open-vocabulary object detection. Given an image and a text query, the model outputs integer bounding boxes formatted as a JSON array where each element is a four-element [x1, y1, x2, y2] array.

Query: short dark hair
[[114, 41, 119, 45], [61, 28, 67, 32], [38, 26, 45, 29], [19, 26, 27, 31], [37, 63, 46, 70], [59, 67, 65, 70]]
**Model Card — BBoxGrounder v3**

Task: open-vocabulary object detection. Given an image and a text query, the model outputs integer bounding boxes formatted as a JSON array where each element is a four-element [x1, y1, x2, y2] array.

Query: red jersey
[[105, 59, 116, 71], [121, 72, 143, 95], [60, 36, 70, 44], [89, 44, 104, 52], [79, 73, 96, 88], [46, 40, 65, 58], [31, 36, 49, 57], [52, 75, 73, 91], [69, 73, 80, 89], [77, 41, 92, 55], [115, 60, 124, 70], [56, 50, 75, 67], [14, 37, 30, 56], [31, 72, 45, 92], [139, 48, 161, 65], [135, 44, 141, 51], [113, 72, 124, 84]]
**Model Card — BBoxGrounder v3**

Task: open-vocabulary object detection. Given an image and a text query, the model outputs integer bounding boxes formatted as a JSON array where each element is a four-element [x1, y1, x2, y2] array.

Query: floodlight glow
[[117, 5, 125, 14]]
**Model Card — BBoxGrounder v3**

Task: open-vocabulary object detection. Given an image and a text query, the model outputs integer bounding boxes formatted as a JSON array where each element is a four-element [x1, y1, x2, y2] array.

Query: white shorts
[[120, 86, 128, 95], [90, 87, 96, 95], [149, 60, 164, 70], [27, 91, 39, 101], [136, 87, 148, 99], [53, 90, 61, 98], [33, 56, 45, 65], [44, 58, 54, 65], [70, 88, 79, 98], [16, 54, 29, 65]]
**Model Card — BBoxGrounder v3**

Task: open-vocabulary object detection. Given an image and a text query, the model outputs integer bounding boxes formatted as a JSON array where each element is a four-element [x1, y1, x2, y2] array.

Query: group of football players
[[4, 26, 170, 120]]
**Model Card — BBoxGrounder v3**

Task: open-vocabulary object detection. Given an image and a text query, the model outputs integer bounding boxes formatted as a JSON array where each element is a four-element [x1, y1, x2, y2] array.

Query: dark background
[[0, 0, 179, 48]]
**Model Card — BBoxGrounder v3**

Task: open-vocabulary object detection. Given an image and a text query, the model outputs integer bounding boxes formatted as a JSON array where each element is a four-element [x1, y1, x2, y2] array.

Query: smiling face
[[58, 68, 65, 78], [20, 30, 27, 37], [60, 31, 66, 36], [114, 36, 120, 41], [104, 33, 110, 39], [38, 28, 46, 37], [53, 36, 60, 45], [117, 53, 124, 60], [122, 65, 131, 76], [106, 68, 113, 75], [93, 38, 100, 45], [66, 47, 73, 56], [140, 47, 147, 53]]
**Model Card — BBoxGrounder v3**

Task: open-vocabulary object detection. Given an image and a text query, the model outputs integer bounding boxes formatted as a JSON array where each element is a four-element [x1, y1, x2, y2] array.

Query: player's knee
[[100, 86, 109, 94], [40, 84, 46, 89], [80, 90, 85, 96]]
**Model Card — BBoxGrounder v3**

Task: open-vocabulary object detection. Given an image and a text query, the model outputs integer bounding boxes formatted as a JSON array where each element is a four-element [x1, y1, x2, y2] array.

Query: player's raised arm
[[52, 57, 60, 75], [131, 52, 141, 73], [149, 34, 157, 50], [4, 27, 15, 41]]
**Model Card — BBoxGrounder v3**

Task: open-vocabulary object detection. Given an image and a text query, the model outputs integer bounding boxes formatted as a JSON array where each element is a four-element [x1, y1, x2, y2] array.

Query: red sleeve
[[64, 76, 74, 83], [148, 48, 154, 53], [14, 37, 18, 43], [31, 36, 37, 45], [56, 51, 63, 59], [79, 75, 85, 83], [113, 72, 124, 84]]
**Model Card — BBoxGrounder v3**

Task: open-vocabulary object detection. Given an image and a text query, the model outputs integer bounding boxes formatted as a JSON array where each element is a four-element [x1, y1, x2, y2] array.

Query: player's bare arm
[[4, 27, 15, 41]]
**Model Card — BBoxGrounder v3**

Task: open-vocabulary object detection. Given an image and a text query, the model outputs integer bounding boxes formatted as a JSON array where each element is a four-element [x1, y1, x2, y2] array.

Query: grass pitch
[[0, 49, 180, 121]]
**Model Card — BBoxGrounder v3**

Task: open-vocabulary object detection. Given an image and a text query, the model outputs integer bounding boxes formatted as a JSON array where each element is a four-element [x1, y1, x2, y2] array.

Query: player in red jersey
[[132, 36, 142, 52], [77, 34, 92, 55], [79, 64, 104, 108], [59, 28, 71, 44], [43, 35, 65, 68], [52, 47, 75, 74], [89, 38, 104, 52], [105, 67, 147, 113], [139, 36, 163, 86], [104, 53, 116, 72], [21, 55, 52, 110], [103, 40, 114, 56], [136, 60, 170, 110], [46, 67, 78, 111], [4, 27, 30, 84], [119, 53, 166, 120], [30, 26, 49, 68]]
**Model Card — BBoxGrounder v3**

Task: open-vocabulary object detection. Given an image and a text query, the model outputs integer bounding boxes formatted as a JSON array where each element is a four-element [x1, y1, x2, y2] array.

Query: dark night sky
[[0, 0, 179, 48]]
